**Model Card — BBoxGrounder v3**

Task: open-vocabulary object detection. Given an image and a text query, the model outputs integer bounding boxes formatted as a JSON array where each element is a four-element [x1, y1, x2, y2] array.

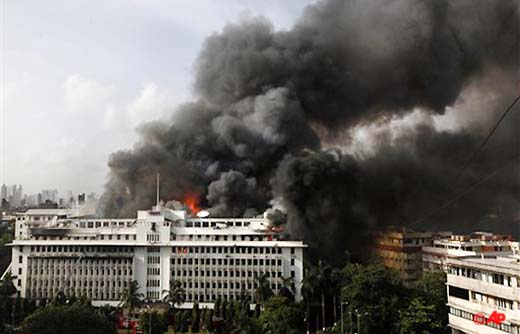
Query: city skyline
[[1, 182, 97, 209]]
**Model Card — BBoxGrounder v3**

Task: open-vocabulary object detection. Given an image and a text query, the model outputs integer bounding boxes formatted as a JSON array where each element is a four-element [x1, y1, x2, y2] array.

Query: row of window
[[172, 234, 275, 242], [173, 270, 284, 278], [178, 280, 281, 290], [147, 268, 160, 276], [28, 245, 133, 254], [147, 291, 160, 300], [172, 246, 285, 255], [147, 233, 160, 242], [28, 268, 133, 276], [449, 306, 515, 333], [27, 289, 124, 301], [28, 279, 129, 288], [78, 220, 134, 228], [28, 257, 133, 266], [146, 279, 160, 287], [184, 221, 251, 228], [182, 293, 256, 303], [472, 291, 515, 310], [173, 257, 283, 266], [449, 266, 516, 287]]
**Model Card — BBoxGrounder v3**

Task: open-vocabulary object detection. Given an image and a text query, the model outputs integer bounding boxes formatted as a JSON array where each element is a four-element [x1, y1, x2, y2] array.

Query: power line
[[411, 153, 520, 226], [453, 93, 520, 183]]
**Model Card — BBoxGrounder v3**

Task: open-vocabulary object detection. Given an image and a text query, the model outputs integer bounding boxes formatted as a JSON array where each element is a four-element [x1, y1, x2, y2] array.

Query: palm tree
[[163, 280, 185, 332], [0, 271, 17, 298], [279, 276, 295, 300], [254, 273, 273, 307], [119, 280, 143, 334], [302, 267, 319, 334], [162, 280, 186, 309], [315, 260, 333, 330]]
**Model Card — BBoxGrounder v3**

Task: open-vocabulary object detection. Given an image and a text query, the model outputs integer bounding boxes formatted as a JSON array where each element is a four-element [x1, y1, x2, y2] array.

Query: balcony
[[448, 274, 519, 301]]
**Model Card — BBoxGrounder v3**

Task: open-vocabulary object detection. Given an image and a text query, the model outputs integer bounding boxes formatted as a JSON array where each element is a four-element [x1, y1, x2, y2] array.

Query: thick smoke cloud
[[100, 0, 519, 264]]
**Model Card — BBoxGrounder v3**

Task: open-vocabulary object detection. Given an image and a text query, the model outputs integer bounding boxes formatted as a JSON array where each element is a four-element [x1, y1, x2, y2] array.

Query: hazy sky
[[0, 0, 315, 195]]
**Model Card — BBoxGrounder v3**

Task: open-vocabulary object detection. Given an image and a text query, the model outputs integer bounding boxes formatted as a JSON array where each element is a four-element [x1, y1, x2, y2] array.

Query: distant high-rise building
[[11, 185, 23, 207], [0, 184, 7, 201], [78, 193, 85, 205]]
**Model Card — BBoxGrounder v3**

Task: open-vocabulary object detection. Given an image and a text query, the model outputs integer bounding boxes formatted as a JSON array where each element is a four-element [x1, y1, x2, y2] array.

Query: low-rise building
[[8, 205, 306, 308], [424, 233, 515, 273]]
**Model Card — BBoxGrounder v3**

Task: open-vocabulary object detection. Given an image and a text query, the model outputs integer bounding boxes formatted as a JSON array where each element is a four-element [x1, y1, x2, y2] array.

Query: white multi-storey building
[[447, 255, 520, 334], [8, 206, 306, 308], [424, 233, 515, 273]]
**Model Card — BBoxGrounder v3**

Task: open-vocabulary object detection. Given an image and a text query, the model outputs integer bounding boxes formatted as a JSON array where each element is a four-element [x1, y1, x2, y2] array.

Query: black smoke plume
[[100, 0, 520, 265]]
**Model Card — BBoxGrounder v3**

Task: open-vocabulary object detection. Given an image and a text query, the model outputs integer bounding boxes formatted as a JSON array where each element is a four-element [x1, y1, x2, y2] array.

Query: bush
[[18, 305, 116, 334]]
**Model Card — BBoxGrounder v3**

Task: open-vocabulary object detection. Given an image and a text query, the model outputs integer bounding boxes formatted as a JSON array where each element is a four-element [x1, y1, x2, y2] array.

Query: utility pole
[[340, 301, 348, 334], [355, 309, 369, 334], [322, 293, 326, 331], [145, 303, 152, 334], [348, 311, 353, 334]]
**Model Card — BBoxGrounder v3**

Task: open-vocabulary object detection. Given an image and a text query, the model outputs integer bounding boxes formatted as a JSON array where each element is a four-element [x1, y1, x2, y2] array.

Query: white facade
[[9, 206, 306, 308], [424, 236, 514, 273], [447, 255, 520, 334]]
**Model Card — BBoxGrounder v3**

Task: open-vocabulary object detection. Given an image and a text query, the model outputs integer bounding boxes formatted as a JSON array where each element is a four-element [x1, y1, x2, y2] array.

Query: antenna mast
[[156, 173, 160, 207]]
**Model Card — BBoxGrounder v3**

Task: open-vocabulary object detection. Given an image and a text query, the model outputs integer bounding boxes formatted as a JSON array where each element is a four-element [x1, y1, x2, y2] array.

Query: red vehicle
[[117, 315, 142, 334]]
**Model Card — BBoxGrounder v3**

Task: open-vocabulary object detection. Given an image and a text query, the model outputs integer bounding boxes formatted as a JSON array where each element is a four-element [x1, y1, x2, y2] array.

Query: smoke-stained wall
[[100, 0, 520, 264]]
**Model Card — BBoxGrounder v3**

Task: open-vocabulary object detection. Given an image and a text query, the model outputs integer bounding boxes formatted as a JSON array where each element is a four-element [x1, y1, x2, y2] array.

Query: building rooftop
[[448, 255, 520, 274]]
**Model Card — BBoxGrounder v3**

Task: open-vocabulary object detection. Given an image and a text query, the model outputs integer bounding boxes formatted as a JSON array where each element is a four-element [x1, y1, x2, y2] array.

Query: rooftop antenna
[[156, 173, 160, 208]]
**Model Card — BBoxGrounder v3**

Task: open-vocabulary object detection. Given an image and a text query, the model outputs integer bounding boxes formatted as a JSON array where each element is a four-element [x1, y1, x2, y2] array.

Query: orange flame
[[183, 195, 201, 215]]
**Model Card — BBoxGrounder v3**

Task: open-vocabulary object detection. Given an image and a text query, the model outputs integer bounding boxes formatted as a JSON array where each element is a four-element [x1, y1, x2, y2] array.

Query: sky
[[0, 0, 315, 195]]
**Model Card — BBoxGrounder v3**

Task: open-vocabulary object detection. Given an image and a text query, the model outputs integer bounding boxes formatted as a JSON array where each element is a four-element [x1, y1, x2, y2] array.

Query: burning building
[[8, 205, 305, 308], [98, 0, 520, 265]]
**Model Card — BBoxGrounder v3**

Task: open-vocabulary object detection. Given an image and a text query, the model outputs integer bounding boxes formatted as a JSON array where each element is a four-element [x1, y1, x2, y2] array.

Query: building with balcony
[[447, 255, 520, 334], [7, 206, 306, 309], [424, 232, 516, 273], [374, 229, 451, 282]]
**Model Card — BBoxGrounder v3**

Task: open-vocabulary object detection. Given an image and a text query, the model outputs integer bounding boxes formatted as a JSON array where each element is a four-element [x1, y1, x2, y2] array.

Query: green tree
[[0, 271, 18, 333], [226, 301, 259, 334], [18, 305, 116, 334], [412, 272, 448, 333], [279, 277, 295, 300], [254, 273, 273, 307], [163, 280, 185, 310], [119, 280, 143, 316], [202, 308, 213, 332], [0, 234, 13, 247], [214, 298, 222, 318], [179, 311, 189, 333], [398, 298, 443, 334], [191, 301, 200, 333], [302, 261, 341, 331], [302, 266, 320, 334], [341, 262, 408, 334], [163, 280, 185, 332], [119, 280, 143, 334], [52, 291, 67, 306], [139, 311, 168, 334], [258, 296, 304, 334], [0, 272, 17, 298]]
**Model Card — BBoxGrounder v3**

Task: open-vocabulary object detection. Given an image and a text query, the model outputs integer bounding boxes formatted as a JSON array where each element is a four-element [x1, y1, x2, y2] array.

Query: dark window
[[448, 285, 469, 300]]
